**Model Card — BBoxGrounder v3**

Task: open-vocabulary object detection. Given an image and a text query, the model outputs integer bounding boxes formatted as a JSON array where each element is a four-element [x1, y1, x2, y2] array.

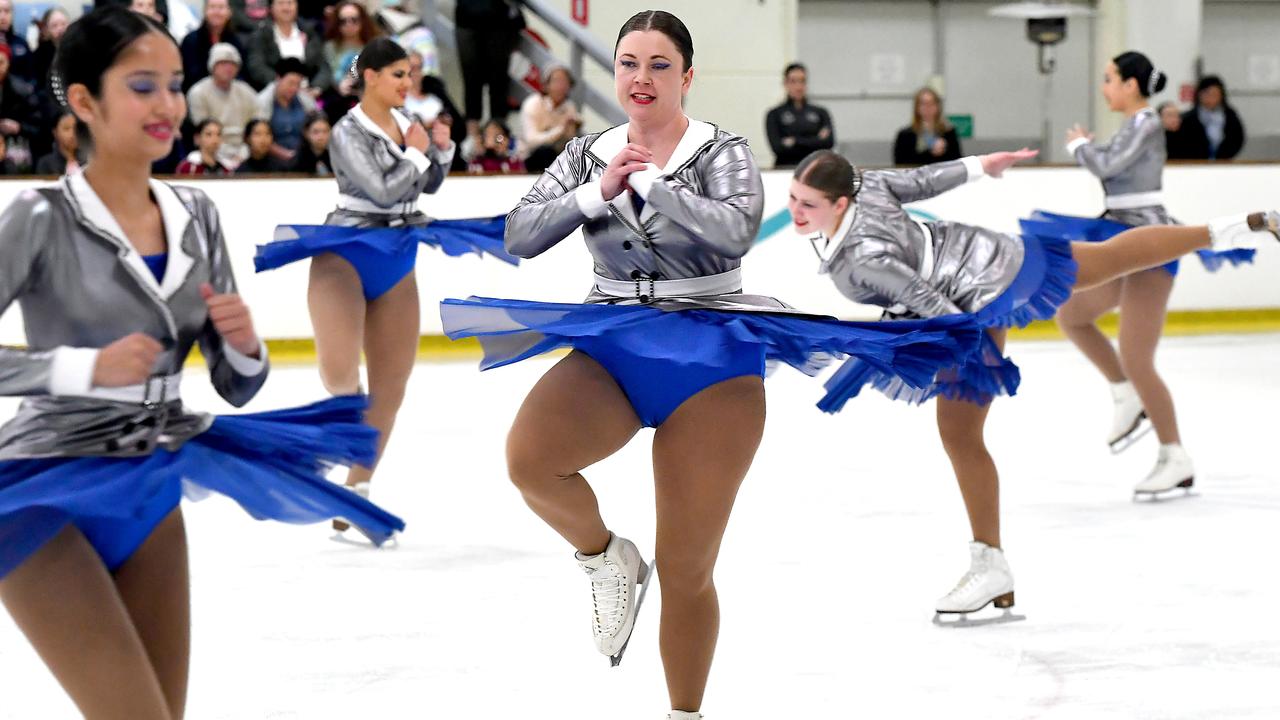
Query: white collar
[[349, 103, 414, 159], [64, 173, 197, 300], [811, 204, 857, 274], [587, 117, 717, 227]]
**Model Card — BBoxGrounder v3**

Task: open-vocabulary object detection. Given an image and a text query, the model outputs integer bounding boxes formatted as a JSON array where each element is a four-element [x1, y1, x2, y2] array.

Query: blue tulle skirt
[[440, 296, 982, 427], [817, 233, 1077, 411], [0, 396, 404, 579], [1023, 210, 1256, 275], [256, 216, 517, 301]]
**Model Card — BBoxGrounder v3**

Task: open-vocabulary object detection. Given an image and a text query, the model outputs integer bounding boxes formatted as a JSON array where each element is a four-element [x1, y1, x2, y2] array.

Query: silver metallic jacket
[[1070, 106, 1175, 226], [505, 119, 780, 309], [0, 174, 268, 459], [817, 157, 1025, 318], [326, 105, 457, 228]]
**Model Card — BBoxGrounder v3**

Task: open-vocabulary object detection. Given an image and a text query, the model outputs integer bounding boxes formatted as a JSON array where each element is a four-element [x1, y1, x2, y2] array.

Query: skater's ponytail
[[793, 150, 862, 203], [1114, 51, 1166, 97]]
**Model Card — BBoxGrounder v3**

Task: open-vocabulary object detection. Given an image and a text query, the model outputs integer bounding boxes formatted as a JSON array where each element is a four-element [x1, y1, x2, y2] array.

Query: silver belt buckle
[[143, 374, 168, 410], [633, 275, 656, 303]]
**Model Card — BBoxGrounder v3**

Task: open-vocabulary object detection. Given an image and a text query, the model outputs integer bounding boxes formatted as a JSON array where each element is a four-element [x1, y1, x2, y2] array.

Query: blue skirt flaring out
[[0, 396, 404, 579], [440, 297, 983, 427], [818, 232, 1078, 411], [256, 216, 517, 301], [1023, 210, 1256, 275]]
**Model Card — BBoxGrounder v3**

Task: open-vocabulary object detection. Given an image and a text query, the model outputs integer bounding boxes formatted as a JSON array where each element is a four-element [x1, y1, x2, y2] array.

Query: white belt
[[71, 374, 183, 405], [336, 194, 419, 216], [1105, 191, 1164, 210], [593, 268, 742, 300], [886, 221, 936, 316]]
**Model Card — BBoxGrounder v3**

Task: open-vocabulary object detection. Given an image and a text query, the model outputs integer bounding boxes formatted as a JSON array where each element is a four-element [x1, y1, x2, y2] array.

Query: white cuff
[[574, 181, 610, 219], [627, 164, 662, 199], [961, 156, 985, 182], [1065, 137, 1090, 156], [223, 339, 268, 377], [403, 147, 433, 174], [430, 141, 456, 167], [49, 346, 100, 395]]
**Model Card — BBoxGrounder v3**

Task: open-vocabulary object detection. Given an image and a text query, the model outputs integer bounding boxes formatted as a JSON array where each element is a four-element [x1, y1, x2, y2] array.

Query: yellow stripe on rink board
[[171, 308, 1280, 367], [1008, 308, 1280, 341]]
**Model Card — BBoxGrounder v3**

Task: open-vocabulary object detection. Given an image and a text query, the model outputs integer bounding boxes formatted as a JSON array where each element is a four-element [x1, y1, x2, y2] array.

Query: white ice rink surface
[[2, 334, 1278, 720]]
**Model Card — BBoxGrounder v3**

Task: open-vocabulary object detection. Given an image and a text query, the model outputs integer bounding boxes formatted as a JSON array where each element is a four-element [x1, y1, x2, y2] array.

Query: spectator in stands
[[1159, 101, 1195, 161], [256, 57, 311, 161], [30, 7, 69, 89], [893, 87, 961, 166], [290, 111, 331, 175], [1177, 75, 1246, 161], [188, 43, 259, 164], [236, 119, 289, 173], [176, 118, 234, 174], [317, 1, 377, 125], [520, 64, 580, 174], [34, 110, 85, 175], [0, 0, 33, 84], [246, 0, 330, 93], [0, 133, 17, 174], [467, 118, 523, 174], [129, 0, 165, 25], [404, 51, 467, 171], [181, 0, 244, 91], [0, 44, 38, 170], [455, 0, 525, 135], [765, 62, 834, 168]]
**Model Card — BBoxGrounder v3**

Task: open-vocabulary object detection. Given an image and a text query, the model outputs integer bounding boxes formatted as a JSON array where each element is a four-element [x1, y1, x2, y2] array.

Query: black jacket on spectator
[[454, 0, 525, 122], [1, 29, 34, 84], [765, 99, 834, 168], [1165, 129, 1198, 161], [0, 77, 41, 146], [291, 144, 330, 175], [30, 41, 56, 90], [180, 23, 247, 92], [0, 157, 18, 174], [245, 21, 331, 91], [893, 126, 962, 166], [236, 154, 290, 174], [1175, 105, 1245, 161], [35, 149, 87, 175]]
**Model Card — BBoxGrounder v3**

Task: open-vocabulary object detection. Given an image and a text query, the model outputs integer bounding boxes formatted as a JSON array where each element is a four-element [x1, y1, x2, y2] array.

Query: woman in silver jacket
[[1037, 51, 1253, 492], [787, 147, 1277, 625], [256, 38, 512, 530], [0, 9, 401, 718], [442, 11, 984, 719]]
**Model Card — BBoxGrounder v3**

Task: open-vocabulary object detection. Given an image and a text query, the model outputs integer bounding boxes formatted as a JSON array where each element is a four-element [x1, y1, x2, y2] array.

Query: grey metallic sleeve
[[191, 192, 268, 407], [504, 136, 593, 259], [852, 253, 963, 318], [643, 137, 764, 259], [0, 193, 56, 396], [871, 159, 974, 205], [1073, 118, 1157, 180]]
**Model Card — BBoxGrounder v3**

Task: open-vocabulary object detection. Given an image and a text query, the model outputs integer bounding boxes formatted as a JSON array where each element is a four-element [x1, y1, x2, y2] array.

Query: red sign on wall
[[571, 0, 588, 25]]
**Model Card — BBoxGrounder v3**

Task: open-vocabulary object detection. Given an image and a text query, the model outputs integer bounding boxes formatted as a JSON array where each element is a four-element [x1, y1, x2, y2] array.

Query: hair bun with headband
[[1148, 68, 1164, 96]]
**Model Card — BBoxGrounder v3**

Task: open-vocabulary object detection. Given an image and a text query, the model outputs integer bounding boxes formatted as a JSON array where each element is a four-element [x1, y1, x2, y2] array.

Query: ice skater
[[441, 11, 981, 718], [0, 9, 403, 717], [255, 38, 514, 534], [787, 146, 1277, 623], [1028, 51, 1254, 495]]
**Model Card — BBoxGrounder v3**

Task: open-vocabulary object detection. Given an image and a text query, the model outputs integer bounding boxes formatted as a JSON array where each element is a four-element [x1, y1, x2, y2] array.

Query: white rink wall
[[2, 162, 1279, 344]]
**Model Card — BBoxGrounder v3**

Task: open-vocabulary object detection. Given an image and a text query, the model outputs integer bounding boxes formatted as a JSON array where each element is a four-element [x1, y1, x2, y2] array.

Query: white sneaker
[[1208, 211, 1280, 250], [576, 533, 651, 664], [1108, 381, 1149, 453], [669, 712, 703, 720], [1134, 443, 1195, 497], [935, 542, 1016, 616]]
